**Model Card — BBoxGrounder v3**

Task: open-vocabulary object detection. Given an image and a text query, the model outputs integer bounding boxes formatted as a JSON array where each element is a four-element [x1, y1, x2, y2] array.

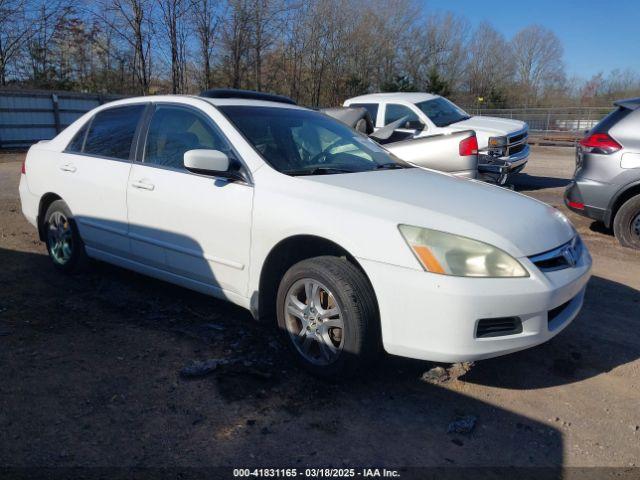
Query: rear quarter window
[[66, 122, 90, 153]]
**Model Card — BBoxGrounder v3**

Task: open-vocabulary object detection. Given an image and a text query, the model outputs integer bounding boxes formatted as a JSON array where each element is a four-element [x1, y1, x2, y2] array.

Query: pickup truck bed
[[322, 107, 478, 178]]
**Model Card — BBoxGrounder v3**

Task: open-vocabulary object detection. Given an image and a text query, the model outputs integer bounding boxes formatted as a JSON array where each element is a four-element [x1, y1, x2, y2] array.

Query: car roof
[[614, 97, 640, 111], [345, 92, 440, 104], [198, 97, 308, 110], [98, 95, 308, 111]]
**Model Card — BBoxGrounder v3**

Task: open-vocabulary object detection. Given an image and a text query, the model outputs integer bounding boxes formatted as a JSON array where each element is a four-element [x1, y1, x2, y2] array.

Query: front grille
[[548, 299, 572, 325], [533, 255, 567, 271], [529, 236, 582, 273], [508, 142, 527, 156], [476, 317, 523, 338], [509, 131, 527, 144]]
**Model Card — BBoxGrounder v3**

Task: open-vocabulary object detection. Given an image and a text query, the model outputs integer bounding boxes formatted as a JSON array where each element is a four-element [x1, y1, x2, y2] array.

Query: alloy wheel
[[633, 213, 640, 241], [284, 278, 344, 366], [47, 211, 74, 265]]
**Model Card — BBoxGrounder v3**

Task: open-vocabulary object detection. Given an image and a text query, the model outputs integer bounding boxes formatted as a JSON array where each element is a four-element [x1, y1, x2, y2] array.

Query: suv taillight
[[459, 135, 478, 157], [579, 133, 622, 154]]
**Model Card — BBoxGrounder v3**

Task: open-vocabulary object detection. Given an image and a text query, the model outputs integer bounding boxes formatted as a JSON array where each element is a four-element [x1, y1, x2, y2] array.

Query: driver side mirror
[[184, 149, 244, 181], [404, 119, 425, 131]]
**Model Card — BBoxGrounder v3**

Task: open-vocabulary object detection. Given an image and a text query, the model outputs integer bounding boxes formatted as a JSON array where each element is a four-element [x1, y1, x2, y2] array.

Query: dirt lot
[[1, 147, 639, 473]]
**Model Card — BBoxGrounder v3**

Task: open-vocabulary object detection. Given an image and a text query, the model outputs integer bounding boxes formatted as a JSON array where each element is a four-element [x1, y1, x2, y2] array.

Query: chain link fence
[[462, 106, 613, 145], [0, 88, 615, 149]]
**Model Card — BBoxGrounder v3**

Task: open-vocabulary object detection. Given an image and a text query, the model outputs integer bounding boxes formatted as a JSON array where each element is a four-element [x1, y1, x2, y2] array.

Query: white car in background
[[344, 92, 530, 182], [19, 90, 591, 377]]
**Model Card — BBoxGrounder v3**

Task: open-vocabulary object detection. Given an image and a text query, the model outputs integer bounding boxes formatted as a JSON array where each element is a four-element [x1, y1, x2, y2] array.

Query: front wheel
[[43, 200, 88, 272], [276, 256, 379, 377], [613, 195, 640, 250]]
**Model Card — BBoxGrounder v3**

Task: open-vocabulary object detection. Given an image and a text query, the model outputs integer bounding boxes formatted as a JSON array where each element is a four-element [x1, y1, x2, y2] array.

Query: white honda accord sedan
[[19, 91, 592, 376]]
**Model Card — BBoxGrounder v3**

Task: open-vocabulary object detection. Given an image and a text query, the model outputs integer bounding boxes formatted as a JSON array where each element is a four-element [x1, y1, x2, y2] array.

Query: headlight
[[398, 225, 529, 278], [488, 136, 507, 147]]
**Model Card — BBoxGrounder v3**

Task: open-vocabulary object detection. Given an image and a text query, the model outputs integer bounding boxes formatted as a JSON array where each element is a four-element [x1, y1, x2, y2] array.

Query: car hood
[[304, 168, 574, 258], [448, 116, 527, 136]]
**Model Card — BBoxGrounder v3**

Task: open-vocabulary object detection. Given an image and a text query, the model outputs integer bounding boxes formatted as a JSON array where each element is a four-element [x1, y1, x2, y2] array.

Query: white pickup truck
[[344, 92, 530, 182]]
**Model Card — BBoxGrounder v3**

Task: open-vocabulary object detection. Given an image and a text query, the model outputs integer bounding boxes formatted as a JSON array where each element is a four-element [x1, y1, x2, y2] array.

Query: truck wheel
[[613, 195, 640, 250], [276, 256, 379, 377], [43, 200, 88, 272]]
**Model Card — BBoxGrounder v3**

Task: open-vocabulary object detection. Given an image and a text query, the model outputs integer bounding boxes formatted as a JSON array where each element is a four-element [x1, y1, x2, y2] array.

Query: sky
[[430, 0, 639, 79]]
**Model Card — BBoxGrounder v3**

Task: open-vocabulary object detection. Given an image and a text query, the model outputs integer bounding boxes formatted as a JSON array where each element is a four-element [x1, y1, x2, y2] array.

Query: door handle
[[59, 163, 77, 173], [131, 180, 155, 191]]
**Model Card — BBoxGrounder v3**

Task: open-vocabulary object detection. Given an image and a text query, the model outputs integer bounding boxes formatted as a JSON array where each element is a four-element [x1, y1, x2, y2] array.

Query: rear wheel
[[276, 256, 379, 377], [43, 200, 88, 272], [613, 195, 640, 250]]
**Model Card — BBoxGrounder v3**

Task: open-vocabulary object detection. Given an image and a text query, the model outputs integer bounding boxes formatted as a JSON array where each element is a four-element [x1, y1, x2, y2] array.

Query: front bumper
[[478, 144, 530, 183], [358, 242, 591, 363]]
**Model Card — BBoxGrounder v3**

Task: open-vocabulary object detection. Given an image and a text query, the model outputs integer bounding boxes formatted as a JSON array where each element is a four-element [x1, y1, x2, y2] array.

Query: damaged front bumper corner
[[478, 144, 530, 185]]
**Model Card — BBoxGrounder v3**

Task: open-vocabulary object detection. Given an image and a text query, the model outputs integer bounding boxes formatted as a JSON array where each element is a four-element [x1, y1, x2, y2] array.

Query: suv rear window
[[82, 105, 145, 160], [591, 107, 632, 134]]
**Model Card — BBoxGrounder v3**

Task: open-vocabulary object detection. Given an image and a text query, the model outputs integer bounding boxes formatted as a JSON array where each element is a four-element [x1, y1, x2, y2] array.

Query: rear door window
[[83, 105, 146, 160]]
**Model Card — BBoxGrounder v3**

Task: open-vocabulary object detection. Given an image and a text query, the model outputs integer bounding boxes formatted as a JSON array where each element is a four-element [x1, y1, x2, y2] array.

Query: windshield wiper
[[375, 163, 404, 170], [441, 115, 471, 127], [284, 167, 355, 176]]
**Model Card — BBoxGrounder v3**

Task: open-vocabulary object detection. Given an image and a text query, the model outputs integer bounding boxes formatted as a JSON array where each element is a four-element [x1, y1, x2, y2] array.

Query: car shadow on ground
[[461, 276, 640, 389], [511, 174, 571, 192], [589, 221, 614, 237], [0, 246, 570, 470]]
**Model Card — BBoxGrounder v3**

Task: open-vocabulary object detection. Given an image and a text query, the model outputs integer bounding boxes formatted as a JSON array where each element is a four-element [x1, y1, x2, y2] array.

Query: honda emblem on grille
[[562, 244, 577, 267]]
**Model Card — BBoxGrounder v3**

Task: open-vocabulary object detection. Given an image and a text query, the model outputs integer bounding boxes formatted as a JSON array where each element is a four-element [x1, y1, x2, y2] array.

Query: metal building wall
[[0, 90, 122, 149]]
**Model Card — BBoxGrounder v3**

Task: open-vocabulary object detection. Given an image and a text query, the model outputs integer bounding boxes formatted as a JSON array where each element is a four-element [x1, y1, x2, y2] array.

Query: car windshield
[[218, 105, 404, 175], [416, 98, 470, 127]]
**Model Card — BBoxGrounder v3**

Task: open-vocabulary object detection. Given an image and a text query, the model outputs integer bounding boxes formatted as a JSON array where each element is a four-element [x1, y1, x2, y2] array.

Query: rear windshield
[[591, 107, 632, 134]]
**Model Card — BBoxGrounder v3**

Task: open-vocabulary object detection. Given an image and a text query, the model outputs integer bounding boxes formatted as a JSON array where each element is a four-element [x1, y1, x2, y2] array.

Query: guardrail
[[0, 89, 122, 149], [460, 106, 614, 147], [462, 106, 611, 135]]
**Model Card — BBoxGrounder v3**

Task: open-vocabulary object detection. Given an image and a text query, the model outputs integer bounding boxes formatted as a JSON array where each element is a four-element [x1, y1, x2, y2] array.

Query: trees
[[100, 0, 155, 94], [157, 0, 189, 93], [0, 0, 635, 108], [465, 23, 514, 107], [221, 0, 251, 89], [510, 25, 565, 104], [192, 0, 221, 90], [0, 0, 31, 85]]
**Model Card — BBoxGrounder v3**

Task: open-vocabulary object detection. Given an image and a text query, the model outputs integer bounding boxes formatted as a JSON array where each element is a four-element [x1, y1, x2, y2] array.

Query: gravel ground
[[0, 147, 639, 472]]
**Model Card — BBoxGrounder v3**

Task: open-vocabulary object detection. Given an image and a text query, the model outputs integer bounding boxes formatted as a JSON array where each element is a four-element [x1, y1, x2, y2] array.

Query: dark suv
[[565, 98, 640, 249]]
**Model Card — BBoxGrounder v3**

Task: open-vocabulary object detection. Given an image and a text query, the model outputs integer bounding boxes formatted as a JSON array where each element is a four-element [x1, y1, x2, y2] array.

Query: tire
[[43, 200, 88, 272], [276, 256, 379, 378], [613, 195, 640, 250]]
